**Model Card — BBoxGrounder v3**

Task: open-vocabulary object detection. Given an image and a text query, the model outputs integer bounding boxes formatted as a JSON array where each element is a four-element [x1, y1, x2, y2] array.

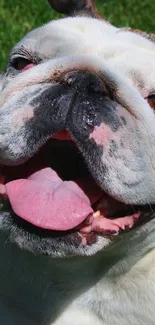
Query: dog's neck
[[0, 220, 155, 325], [0, 231, 105, 324]]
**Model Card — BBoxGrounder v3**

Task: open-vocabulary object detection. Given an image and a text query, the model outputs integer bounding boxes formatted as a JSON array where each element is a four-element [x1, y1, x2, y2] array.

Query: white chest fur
[[1, 224, 155, 325], [95, 249, 155, 325], [55, 249, 155, 325]]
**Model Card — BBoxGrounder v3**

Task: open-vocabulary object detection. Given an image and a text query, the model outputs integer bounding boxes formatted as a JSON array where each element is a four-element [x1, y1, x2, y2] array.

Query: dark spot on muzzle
[[27, 71, 110, 142], [24, 70, 123, 154], [2, 68, 122, 168]]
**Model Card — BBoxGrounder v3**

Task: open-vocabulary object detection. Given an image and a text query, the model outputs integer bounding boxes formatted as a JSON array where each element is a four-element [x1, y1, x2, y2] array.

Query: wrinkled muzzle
[[0, 55, 155, 210]]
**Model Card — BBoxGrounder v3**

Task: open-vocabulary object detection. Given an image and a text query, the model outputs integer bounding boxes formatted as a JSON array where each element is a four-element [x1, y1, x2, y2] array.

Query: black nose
[[64, 71, 103, 93]]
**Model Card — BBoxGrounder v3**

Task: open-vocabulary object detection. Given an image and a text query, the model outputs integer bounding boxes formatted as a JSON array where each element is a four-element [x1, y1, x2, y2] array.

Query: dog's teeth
[[93, 210, 101, 218], [113, 231, 119, 236]]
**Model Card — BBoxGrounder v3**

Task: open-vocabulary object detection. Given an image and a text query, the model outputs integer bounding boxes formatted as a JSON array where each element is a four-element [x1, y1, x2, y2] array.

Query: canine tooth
[[113, 231, 119, 236], [93, 210, 101, 218]]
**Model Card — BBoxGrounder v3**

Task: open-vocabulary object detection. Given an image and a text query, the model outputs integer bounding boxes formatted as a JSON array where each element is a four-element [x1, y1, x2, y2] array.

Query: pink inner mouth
[[2, 131, 141, 234]]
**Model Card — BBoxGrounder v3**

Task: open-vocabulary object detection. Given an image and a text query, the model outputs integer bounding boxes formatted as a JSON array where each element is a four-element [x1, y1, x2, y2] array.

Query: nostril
[[63, 71, 104, 93], [88, 75, 103, 93]]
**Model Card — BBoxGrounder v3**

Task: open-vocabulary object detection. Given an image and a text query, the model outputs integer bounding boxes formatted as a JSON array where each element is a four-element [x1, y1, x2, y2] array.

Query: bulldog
[[1, 0, 155, 324]]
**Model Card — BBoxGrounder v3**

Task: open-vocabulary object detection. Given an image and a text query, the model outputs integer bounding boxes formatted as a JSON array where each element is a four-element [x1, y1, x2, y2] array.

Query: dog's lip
[[78, 210, 141, 235], [52, 130, 73, 141]]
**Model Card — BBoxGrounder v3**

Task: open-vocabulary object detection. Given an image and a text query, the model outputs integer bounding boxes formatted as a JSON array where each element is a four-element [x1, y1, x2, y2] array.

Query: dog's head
[[1, 0, 155, 257]]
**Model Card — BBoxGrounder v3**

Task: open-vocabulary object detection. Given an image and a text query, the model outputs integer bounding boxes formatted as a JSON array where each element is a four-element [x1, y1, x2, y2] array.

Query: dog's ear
[[48, 0, 102, 18]]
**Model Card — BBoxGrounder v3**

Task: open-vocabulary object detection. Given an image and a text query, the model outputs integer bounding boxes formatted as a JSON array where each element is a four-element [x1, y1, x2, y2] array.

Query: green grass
[[1, 0, 155, 71]]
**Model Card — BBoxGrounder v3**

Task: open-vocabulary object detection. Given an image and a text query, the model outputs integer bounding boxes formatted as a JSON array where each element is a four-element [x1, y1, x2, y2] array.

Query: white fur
[[1, 221, 155, 325], [1, 15, 155, 325], [2, 17, 155, 203]]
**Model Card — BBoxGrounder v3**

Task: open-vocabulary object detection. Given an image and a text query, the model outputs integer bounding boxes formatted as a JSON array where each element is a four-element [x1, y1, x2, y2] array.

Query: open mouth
[[0, 130, 154, 239]]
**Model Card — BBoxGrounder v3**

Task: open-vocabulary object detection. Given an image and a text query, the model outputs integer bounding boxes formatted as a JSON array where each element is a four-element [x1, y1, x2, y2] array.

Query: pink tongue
[[5, 168, 95, 231]]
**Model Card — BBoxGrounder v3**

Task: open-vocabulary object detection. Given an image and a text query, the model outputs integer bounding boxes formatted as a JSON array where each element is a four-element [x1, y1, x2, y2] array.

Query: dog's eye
[[147, 95, 155, 110], [12, 57, 35, 71]]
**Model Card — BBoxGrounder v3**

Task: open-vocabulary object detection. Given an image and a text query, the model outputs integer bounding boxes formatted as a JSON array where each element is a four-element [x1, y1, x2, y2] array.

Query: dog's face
[[1, 1, 155, 257]]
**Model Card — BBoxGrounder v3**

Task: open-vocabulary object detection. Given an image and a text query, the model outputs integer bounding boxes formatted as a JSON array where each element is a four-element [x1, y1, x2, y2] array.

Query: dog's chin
[[0, 207, 154, 258], [0, 210, 111, 257], [0, 136, 155, 258]]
